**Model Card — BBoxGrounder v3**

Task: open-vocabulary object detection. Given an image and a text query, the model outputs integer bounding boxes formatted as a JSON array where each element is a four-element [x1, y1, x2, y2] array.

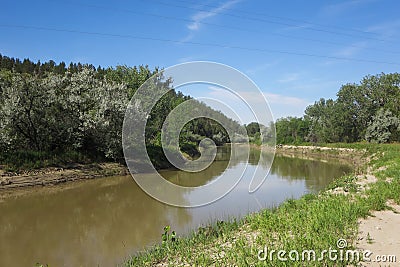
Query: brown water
[[0, 146, 352, 267]]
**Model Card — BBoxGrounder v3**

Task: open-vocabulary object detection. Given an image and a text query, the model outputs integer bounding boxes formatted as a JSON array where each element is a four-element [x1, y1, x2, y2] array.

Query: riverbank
[[0, 143, 203, 194], [0, 162, 128, 197], [126, 143, 400, 266], [273, 145, 367, 180], [275, 144, 366, 166]]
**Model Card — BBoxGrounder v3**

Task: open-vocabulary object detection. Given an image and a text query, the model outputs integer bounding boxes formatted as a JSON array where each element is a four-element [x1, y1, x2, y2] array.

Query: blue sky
[[1, 0, 400, 121]]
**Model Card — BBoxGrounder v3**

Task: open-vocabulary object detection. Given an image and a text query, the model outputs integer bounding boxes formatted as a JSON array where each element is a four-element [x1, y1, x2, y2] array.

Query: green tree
[[275, 117, 309, 144], [365, 109, 400, 143]]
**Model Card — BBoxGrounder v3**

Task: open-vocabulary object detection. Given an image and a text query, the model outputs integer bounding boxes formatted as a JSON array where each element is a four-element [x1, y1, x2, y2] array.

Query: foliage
[[245, 122, 260, 136], [161, 225, 177, 245], [0, 68, 127, 161], [0, 54, 240, 170], [365, 108, 400, 143], [275, 117, 310, 144], [276, 73, 400, 144], [245, 122, 261, 144]]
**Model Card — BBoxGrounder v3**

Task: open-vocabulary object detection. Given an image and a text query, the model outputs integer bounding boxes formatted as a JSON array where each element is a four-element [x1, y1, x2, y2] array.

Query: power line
[[54, 1, 400, 55], [148, 0, 398, 44], [168, 0, 381, 37], [1, 24, 399, 66]]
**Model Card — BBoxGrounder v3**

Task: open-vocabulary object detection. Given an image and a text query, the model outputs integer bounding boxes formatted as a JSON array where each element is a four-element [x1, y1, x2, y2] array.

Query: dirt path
[[356, 202, 400, 266], [352, 169, 400, 266]]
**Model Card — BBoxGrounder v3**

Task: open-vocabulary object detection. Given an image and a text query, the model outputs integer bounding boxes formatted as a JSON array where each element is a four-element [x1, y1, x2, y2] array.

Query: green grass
[[0, 149, 92, 172], [325, 175, 359, 193], [124, 143, 400, 266]]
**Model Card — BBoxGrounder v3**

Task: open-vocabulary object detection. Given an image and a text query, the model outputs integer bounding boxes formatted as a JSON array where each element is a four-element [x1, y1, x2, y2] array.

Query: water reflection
[[0, 145, 352, 267], [271, 155, 352, 190]]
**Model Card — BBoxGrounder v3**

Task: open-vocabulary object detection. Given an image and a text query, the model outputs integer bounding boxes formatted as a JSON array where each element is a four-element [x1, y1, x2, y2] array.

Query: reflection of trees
[[162, 144, 251, 187], [162, 145, 351, 193], [0, 177, 192, 267], [161, 158, 229, 187], [270, 155, 352, 190], [248, 148, 261, 165]]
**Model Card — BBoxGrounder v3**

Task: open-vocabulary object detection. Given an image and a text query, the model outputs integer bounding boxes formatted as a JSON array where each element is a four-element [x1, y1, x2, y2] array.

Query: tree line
[[0, 54, 240, 170], [274, 73, 400, 144]]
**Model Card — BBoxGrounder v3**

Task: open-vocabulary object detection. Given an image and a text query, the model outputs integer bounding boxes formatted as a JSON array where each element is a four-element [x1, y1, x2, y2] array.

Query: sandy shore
[[356, 202, 400, 266]]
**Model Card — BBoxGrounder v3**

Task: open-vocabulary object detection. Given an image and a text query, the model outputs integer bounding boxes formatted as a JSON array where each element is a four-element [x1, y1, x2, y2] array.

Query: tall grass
[[0, 150, 91, 172]]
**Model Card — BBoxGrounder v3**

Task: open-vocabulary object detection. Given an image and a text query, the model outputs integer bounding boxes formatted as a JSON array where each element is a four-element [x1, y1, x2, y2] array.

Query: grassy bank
[[125, 143, 400, 266]]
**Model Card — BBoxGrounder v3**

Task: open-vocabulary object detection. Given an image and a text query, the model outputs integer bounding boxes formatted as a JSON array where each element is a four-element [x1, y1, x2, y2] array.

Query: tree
[[246, 122, 260, 137], [365, 109, 400, 143], [275, 117, 309, 144], [305, 98, 343, 143]]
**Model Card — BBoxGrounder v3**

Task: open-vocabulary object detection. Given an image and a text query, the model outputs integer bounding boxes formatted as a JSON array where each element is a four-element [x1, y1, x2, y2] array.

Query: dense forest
[[0, 54, 241, 170], [274, 73, 400, 144]]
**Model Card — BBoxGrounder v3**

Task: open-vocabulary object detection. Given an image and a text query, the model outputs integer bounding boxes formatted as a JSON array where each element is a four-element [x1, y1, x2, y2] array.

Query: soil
[[0, 162, 128, 198]]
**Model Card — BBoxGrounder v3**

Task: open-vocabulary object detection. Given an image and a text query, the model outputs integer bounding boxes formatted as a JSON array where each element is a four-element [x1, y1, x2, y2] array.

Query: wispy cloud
[[277, 73, 301, 83], [281, 23, 314, 32], [320, 0, 376, 17], [366, 19, 400, 39], [263, 92, 311, 119], [333, 41, 367, 57], [187, 0, 241, 31], [245, 60, 282, 76], [180, 0, 241, 41], [207, 85, 237, 100], [263, 92, 309, 106], [177, 53, 209, 63], [206, 86, 310, 119]]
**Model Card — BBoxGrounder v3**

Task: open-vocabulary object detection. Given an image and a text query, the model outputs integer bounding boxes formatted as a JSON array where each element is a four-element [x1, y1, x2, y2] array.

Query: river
[[0, 145, 352, 266]]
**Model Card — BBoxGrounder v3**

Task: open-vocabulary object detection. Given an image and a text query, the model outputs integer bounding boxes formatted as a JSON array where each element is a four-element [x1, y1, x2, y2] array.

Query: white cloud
[[320, 0, 376, 17], [177, 54, 209, 63], [245, 60, 282, 76], [277, 73, 301, 83], [333, 41, 367, 57], [179, 32, 195, 43], [366, 19, 400, 39], [281, 23, 313, 32], [263, 93, 311, 120], [207, 85, 238, 100], [263, 92, 309, 106], [178, 85, 311, 122], [181, 0, 241, 41], [187, 0, 241, 31], [206, 87, 310, 120]]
